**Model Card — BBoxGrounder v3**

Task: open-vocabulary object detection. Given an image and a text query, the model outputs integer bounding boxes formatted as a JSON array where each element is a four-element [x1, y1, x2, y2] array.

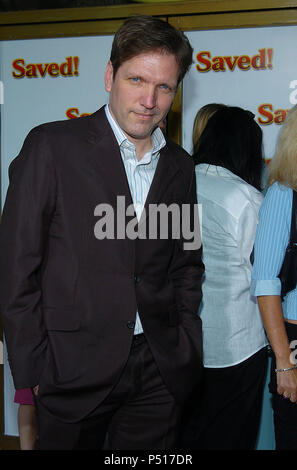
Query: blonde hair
[[192, 103, 226, 151], [268, 104, 297, 190]]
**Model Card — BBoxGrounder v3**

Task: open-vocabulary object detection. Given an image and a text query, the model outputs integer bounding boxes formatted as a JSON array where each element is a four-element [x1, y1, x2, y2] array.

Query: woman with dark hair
[[192, 103, 226, 154], [184, 105, 268, 449]]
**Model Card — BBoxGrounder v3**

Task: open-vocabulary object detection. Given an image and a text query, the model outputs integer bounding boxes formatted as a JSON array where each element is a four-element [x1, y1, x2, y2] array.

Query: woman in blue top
[[252, 104, 297, 450]]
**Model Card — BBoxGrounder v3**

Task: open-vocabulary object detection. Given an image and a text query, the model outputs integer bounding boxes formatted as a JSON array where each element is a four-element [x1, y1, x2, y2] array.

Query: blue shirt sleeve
[[251, 182, 292, 296]]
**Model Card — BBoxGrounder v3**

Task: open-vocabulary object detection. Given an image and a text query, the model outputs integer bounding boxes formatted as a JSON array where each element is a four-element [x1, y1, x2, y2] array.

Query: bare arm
[[258, 295, 297, 402]]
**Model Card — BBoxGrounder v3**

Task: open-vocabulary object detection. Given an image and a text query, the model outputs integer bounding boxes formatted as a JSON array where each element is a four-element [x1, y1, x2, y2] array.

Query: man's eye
[[130, 77, 140, 83], [160, 84, 172, 92]]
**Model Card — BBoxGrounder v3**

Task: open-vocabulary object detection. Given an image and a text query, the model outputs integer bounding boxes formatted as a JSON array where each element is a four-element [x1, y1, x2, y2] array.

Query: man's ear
[[105, 61, 114, 92]]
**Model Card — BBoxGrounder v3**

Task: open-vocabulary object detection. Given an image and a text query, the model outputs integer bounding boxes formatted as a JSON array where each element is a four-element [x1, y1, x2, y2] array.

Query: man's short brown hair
[[110, 15, 193, 84]]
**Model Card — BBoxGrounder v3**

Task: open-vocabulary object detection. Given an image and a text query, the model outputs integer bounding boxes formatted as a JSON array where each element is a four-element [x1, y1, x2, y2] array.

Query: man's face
[[105, 51, 179, 147]]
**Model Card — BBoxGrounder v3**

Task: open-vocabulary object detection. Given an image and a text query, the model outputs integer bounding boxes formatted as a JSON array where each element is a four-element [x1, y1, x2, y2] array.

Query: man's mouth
[[134, 112, 155, 120]]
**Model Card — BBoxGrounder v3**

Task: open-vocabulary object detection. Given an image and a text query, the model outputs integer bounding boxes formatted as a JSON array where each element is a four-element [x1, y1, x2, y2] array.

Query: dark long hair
[[193, 106, 263, 191]]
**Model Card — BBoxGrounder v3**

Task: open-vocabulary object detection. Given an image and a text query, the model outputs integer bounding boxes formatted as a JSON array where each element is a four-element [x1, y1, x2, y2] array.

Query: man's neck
[[132, 137, 153, 162], [106, 105, 153, 161]]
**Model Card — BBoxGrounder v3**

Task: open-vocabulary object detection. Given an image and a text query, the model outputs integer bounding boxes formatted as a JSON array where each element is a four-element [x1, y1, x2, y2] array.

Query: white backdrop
[[183, 26, 297, 160]]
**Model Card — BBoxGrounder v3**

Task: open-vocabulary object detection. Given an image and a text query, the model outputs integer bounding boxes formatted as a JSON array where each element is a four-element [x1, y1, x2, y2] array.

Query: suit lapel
[[84, 108, 134, 210]]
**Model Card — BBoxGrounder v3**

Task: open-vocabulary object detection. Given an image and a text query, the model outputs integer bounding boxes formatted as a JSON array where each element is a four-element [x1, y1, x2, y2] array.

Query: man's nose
[[140, 86, 157, 109]]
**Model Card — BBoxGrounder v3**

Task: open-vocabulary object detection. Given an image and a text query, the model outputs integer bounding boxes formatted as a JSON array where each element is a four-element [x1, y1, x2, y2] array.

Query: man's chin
[[125, 125, 156, 141]]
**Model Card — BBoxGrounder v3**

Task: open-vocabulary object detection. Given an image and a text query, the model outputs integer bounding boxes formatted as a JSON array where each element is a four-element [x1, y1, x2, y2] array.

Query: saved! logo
[[257, 104, 290, 125], [12, 56, 79, 78], [196, 48, 273, 72]]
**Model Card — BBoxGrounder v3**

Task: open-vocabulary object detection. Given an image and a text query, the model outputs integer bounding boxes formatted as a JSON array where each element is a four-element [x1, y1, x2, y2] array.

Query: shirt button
[[127, 321, 135, 330]]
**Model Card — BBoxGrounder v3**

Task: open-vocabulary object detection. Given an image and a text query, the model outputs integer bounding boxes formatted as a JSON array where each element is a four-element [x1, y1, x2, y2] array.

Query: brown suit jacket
[[0, 107, 204, 422]]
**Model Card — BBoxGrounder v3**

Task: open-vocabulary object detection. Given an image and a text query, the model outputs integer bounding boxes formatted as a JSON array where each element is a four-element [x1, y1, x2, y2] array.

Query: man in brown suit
[[0, 15, 203, 449]]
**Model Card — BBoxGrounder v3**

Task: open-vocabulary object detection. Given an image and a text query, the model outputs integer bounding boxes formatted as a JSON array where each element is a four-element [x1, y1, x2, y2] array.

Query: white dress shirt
[[105, 105, 166, 334], [196, 164, 268, 367]]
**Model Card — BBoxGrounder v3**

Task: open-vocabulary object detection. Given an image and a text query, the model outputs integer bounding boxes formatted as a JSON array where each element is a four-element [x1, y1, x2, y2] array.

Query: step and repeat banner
[[1, 23, 297, 446], [183, 26, 297, 162], [0, 35, 114, 205]]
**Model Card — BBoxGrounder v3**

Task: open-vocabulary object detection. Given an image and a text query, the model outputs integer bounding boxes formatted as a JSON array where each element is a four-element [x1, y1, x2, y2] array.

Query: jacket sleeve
[[0, 127, 56, 389], [168, 165, 204, 324]]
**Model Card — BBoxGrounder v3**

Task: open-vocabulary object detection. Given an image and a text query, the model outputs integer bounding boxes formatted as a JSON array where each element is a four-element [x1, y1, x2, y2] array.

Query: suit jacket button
[[134, 275, 140, 283], [127, 321, 135, 330]]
